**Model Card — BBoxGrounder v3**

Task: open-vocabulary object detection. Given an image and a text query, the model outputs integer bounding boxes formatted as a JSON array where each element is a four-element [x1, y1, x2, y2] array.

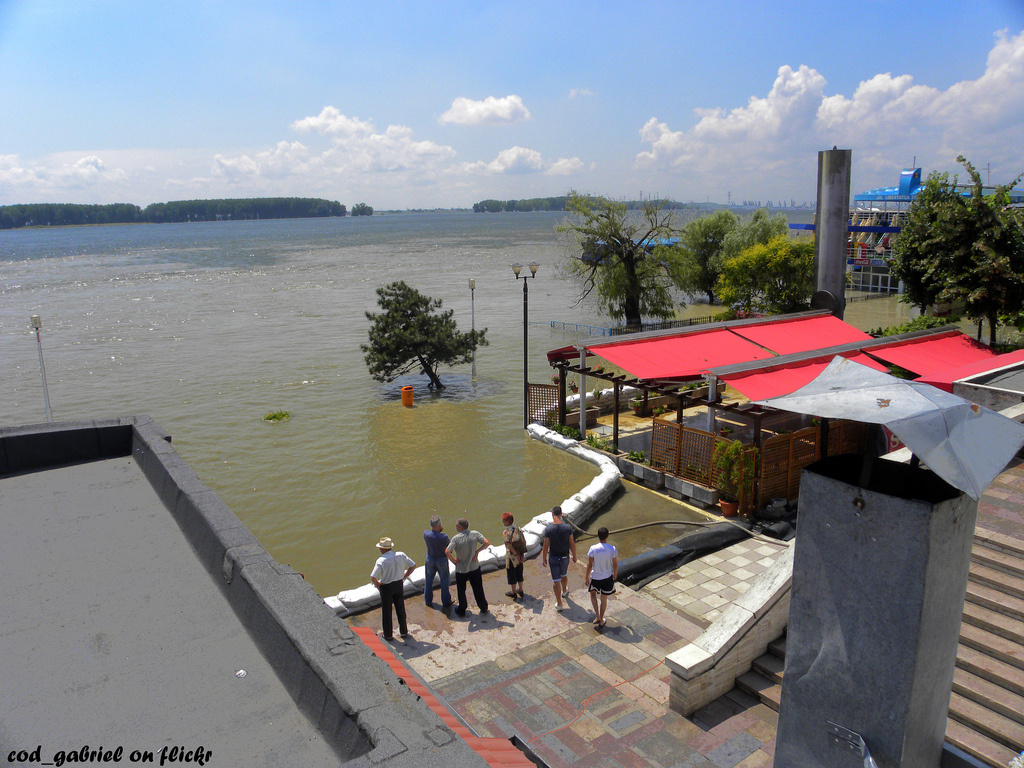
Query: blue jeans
[[424, 555, 452, 606]]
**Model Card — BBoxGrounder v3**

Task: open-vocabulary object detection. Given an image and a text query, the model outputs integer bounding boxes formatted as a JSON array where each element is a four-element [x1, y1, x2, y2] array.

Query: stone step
[[969, 560, 1024, 601], [948, 691, 1024, 753], [962, 601, 1024, 646], [945, 717, 1020, 768], [735, 670, 782, 712], [751, 651, 785, 685], [960, 621, 1024, 672], [952, 666, 1024, 727], [768, 636, 786, 659], [957, 643, 1024, 698], [974, 528, 1024, 560], [972, 545, 1024, 581], [965, 578, 1024, 622]]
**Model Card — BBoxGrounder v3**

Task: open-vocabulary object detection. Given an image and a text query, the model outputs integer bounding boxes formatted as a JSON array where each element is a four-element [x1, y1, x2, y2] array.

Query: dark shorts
[[506, 562, 524, 584], [588, 576, 616, 595], [548, 555, 569, 582]]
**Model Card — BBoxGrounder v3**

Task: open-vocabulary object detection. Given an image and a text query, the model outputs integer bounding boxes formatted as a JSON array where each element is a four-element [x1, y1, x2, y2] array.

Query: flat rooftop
[[0, 418, 488, 768]]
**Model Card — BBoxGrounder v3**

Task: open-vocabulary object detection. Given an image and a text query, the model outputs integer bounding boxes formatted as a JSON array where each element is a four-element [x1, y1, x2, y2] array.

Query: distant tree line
[[350, 202, 373, 216], [472, 196, 707, 214], [0, 197, 348, 229]]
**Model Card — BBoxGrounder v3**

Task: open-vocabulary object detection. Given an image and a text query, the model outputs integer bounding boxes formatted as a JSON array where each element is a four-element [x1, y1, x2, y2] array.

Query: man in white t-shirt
[[584, 527, 618, 630], [370, 536, 416, 640]]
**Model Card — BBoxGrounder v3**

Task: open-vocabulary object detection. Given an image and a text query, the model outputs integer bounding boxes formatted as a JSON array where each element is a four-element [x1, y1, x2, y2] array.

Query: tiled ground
[[645, 538, 791, 627]]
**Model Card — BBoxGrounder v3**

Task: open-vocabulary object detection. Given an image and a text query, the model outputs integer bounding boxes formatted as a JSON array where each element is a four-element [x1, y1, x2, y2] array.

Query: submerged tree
[[557, 192, 686, 327], [890, 156, 1024, 344], [362, 281, 487, 389], [675, 209, 739, 304]]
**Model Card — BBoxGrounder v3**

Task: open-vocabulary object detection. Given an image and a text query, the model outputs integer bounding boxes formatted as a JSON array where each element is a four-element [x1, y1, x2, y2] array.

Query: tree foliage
[[889, 156, 1024, 345], [351, 203, 374, 216], [674, 210, 738, 304], [557, 191, 686, 327], [720, 208, 789, 262], [0, 198, 346, 229], [361, 281, 487, 389], [716, 236, 815, 315]]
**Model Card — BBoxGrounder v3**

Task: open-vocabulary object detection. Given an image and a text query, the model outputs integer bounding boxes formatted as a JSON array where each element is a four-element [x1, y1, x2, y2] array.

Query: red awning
[[588, 326, 776, 381], [730, 314, 872, 355], [864, 332, 997, 376], [720, 353, 889, 401], [915, 348, 1024, 392]]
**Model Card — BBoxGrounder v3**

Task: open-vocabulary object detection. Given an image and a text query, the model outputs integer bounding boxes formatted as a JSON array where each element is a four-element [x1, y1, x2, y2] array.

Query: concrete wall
[[0, 416, 489, 768], [666, 545, 793, 715]]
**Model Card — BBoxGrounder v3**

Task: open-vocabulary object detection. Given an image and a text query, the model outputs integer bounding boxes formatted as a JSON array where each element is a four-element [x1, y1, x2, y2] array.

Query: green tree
[[351, 202, 374, 216], [675, 209, 738, 304], [720, 208, 789, 262], [361, 281, 487, 389], [557, 191, 685, 327], [716, 236, 815, 315], [889, 156, 1024, 344]]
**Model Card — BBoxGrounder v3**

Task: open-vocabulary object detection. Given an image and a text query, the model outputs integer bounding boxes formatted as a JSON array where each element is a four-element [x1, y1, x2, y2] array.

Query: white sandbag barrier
[[325, 424, 623, 617]]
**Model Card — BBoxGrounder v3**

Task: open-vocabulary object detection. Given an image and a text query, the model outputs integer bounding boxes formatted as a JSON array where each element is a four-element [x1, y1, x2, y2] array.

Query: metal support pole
[[469, 278, 477, 381], [522, 277, 529, 428], [30, 315, 53, 422]]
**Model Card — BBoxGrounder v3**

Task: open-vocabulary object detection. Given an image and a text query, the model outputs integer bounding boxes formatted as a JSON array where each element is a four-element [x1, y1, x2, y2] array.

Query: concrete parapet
[[3, 417, 489, 768], [666, 544, 794, 715]]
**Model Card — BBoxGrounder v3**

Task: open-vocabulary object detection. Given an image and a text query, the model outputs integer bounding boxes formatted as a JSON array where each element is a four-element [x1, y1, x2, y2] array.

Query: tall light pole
[[468, 278, 477, 381], [30, 314, 53, 422], [511, 262, 540, 428]]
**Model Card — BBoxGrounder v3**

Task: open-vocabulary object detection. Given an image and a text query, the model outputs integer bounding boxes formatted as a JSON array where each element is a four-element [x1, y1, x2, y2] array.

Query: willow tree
[[890, 156, 1024, 344], [716, 236, 815, 315], [557, 192, 685, 327], [362, 281, 487, 389]]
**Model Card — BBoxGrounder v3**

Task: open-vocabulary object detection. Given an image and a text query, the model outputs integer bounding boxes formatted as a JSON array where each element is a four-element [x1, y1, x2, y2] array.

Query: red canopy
[[720, 353, 889, 401], [590, 327, 775, 381], [915, 348, 1024, 392], [864, 332, 997, 376], [731, 314, 872, 355]]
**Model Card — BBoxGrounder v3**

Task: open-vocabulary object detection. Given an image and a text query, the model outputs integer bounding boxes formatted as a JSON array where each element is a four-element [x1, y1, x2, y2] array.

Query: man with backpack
[[500, 512, 527, 600]]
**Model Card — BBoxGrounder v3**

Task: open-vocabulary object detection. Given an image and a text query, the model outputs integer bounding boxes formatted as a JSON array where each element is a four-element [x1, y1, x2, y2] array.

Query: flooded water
[[1, 213, 703, 593]]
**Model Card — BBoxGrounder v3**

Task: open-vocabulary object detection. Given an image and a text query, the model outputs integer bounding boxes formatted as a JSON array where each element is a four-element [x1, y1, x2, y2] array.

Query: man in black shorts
[[541, 506, 576, 611]]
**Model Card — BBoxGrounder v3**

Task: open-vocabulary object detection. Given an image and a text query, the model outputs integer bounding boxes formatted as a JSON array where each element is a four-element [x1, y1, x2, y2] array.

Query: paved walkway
[[348, 460, 1024, 768], [349, 520, 791, 767]]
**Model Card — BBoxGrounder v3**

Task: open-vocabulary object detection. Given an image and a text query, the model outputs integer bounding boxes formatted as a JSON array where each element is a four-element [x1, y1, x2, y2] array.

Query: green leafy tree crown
[[716, 236, 815, 315], [361, 281, 487, 389]]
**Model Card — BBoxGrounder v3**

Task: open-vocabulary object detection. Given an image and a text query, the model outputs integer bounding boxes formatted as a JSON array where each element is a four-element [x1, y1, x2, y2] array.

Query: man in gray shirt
[[445, 517, 490, 617]]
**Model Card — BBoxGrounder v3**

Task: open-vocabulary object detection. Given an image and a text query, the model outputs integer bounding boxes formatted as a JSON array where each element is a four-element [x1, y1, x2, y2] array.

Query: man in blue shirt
[[423, 515, 453, 610], [541, 506, 577, 612]]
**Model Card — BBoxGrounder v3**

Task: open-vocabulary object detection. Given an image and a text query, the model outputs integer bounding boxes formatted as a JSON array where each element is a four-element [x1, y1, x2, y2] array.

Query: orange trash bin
[[401, 385, 414, 407]]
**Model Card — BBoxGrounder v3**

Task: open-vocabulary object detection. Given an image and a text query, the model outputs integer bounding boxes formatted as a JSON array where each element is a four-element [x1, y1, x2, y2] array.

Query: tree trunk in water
[[419, 356, 445, 389], [988, 312, 998, 347]]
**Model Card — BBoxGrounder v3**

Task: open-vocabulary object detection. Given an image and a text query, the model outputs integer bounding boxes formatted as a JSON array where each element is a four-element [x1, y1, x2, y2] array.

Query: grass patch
[[263, 410, 291, 422]]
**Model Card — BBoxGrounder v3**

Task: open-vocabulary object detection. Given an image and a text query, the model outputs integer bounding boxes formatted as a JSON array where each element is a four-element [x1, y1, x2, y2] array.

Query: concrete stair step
[[957, 643, 1024, 698], [953, 666, 1024, 727], [962, 601, 1024, 646], [948, 691, 1024, 752], [974, 528, 1024, 560], [735, 670, 782, 712], [751, 651, 785, 685], [945, 717, 1020, 768], [970, 560, 1024, 600], [960, 621, 1024, 672], [972, 545, 1024, 581], [768, 636, 786, 659], [965, 578, 1024, 622]]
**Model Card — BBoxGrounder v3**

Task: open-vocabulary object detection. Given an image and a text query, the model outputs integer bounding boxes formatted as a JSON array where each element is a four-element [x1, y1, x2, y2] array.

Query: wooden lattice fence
[[528, 383, 559, 427]]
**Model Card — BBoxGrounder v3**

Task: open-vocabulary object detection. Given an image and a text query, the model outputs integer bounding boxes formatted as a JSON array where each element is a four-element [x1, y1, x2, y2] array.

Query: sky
[[1, 1, 1023, 211]]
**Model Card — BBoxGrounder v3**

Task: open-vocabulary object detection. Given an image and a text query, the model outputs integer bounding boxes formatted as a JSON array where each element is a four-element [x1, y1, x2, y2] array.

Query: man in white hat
[[370, 536, 416, 641]]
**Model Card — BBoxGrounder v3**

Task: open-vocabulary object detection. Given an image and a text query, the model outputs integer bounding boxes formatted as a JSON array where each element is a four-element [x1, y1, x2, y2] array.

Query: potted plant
[[569, 381, 579, 394], [629, 397, 644, 416], [719, 425, 733, 438], [713, 439, 757, 517]]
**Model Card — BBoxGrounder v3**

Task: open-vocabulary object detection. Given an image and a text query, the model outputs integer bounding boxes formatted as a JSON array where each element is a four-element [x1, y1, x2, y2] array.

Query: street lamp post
[[30, 314, 53, 422], [511, 262, 540, 428], [468, 278, 477, 381]]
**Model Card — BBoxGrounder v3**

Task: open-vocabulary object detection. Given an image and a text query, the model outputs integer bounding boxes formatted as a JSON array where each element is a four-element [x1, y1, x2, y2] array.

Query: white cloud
[[439, 95, 531, 126], [568, 88, 594, 99], [635, 29, 1024, 199], [546, 157, 586, 176]]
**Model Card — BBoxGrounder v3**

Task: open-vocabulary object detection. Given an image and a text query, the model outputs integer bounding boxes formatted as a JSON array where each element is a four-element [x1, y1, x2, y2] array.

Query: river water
[[1, 212, 705, 593]]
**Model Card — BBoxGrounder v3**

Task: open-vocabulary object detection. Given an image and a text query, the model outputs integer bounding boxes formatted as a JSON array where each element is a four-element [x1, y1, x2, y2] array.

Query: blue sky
[[1, 1, 1023, 209]]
